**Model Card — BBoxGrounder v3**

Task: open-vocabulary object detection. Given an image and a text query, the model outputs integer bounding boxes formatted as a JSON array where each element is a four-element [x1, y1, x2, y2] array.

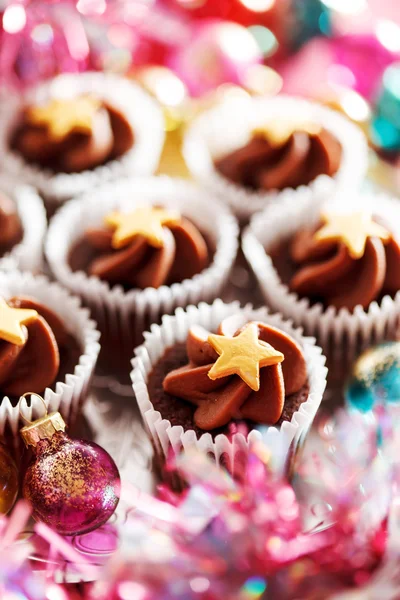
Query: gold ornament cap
[[19, 393, 66, 448]]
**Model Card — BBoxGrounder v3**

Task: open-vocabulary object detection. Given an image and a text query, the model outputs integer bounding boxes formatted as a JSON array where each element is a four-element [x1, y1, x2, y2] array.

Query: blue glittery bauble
[[345, 342, 400, 412], [371, 63, 400, 151]]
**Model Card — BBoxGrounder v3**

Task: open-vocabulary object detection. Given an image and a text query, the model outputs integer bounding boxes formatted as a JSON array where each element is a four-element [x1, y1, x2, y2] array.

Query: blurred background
[[1, 0, 399, 188]]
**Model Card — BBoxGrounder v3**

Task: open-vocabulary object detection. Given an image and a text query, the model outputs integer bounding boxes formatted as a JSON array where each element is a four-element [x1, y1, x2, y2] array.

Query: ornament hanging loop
[[18, 392, 48, 425]]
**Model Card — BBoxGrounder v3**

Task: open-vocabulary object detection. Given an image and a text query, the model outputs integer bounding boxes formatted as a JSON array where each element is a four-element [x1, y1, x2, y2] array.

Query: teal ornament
[[345, 342, 400, 412], [290, 0, 332, 51], [371, 63, 400, 152]]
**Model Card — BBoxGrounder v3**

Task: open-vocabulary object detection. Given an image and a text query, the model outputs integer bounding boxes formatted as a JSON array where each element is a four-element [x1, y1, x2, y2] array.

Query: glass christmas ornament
[[345, 342, 400, 412], [0, 442, 18, 514], [19, 394, 120, 536]]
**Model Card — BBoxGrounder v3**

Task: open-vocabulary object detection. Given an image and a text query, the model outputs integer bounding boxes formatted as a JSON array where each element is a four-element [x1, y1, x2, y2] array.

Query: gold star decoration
[[26, 96, 101, 142], [314, 212, 391, 259], [0, 298, 38, 346], [105, 206, 181, 249], [252, 117, 321, 148], [207, 323, 284, 392]]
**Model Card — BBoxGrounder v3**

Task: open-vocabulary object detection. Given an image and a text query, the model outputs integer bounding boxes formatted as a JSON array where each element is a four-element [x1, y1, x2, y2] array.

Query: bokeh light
[[248, 25, 278, 57], [3, 5, 26, 34], [242, 576, 267, 598], [244, 64, 282, 95], [76, 0, 106, 15], [218, 23, 260, 63], [31, 24, 54, 45], [189, 577, 210, 593], [376, 19, 400, 53], [240, 0, 275, 12], [340, 89, 371, 122], [137, 67, 187, 107], [321, 0, 367, 14]]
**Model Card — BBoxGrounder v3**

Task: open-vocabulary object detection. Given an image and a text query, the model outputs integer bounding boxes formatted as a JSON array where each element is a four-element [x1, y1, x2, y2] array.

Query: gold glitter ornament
[[19, 393, 120, 536]]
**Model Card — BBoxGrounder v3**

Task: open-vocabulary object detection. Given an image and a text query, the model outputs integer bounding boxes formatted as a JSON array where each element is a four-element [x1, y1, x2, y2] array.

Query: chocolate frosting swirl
[[289, 219, 400, 310], [214, 128, 342, 191], [0, 296, 70, 396], [75, 217, 209, 290], [163, 316, 307, 430], [0, 192, 23, 255], [10, 100, 134, 174]]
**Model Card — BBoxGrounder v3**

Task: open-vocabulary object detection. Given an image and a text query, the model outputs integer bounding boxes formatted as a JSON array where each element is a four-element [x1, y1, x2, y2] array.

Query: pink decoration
[[168, 18, 262, 96], [23, 432, 120, 536], [94, 411, 390, 599], [0, 0, 191, 89], [281, 34, 400, 102], [2, 407, 400, 598]]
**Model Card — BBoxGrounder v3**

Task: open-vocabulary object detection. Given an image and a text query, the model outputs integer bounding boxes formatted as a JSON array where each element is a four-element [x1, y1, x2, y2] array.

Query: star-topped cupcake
[[286, 210, 400, 310], [214, 115, 342, 192], [160, 315, 308, 430], [133, 300, 327, 469], [69, 205, 210, 290], [0, 295, 82, 399], [26, 96, 101, 141], [10, 93, 134, 174]]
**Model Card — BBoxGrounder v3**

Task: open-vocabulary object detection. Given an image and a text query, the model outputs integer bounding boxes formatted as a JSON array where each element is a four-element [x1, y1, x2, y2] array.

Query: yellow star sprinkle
[[26, 96, 101, 142], [314, 212, 391, 259], [0, 298, 38, 346], [252, 117, 321, 148], [207, 323, 284, 392], [105, 206, 181, 249]]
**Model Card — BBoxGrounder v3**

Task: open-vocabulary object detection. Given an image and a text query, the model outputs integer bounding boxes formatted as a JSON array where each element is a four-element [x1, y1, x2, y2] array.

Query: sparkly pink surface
[[23, 432, 120, 536]]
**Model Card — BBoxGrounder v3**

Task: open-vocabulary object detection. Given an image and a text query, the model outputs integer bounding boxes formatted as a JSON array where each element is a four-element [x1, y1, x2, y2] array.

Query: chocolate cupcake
[[10, 95, 134, 174], [0, 176, 46, 273], [68, 206, 210, 291], [131, 300, 327, 471], [0, 271, 100, 438], [284, 213, 399, 311], [215, 121, 341, 192], [0, 73, 164, 210], [183, 95, 368, 221], [46, 177, 238, 386], [243, 190, 400, 357], [0, 296, 81, 400]]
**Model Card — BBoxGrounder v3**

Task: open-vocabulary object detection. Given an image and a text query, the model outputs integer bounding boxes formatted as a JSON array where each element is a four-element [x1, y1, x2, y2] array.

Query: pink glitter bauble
[[23, 432, 120, 537]]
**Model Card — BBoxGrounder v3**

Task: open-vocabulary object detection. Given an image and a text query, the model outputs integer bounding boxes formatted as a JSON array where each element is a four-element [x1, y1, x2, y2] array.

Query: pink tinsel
[[2, 408, 400, 598]]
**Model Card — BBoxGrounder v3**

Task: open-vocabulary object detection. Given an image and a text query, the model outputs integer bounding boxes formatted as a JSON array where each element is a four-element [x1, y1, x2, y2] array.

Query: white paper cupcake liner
[[131, 299, 327, 473], [183, 94, 368, 221], [45, 176, 239, 383], [0, 72, 165, 208], [242, 189, 400, 358], [0, 271, 100, 439], [0, 174, 46, 273]]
